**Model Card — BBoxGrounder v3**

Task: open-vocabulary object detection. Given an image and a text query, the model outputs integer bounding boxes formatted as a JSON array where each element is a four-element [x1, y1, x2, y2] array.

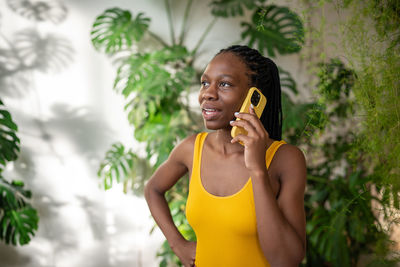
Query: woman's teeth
[[204, 108, 216, 114]]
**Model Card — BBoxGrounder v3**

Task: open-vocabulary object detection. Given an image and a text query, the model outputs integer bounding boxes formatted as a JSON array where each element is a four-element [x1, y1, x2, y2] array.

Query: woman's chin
[[203, 120, 231, 131]]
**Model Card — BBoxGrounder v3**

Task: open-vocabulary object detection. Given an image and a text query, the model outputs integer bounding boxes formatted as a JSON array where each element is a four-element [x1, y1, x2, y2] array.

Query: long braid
[[216, 45, 283, 140]]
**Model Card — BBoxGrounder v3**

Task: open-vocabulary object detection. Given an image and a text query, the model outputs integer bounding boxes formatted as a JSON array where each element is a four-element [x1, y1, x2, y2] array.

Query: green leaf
[[91, 8, 150, 54], [278, 67, 298, 95], [0, 206, 39, 246], [316, 59, 355, 118], [114, 47, 196, 167], [209, 0, 266, 17], [134, 110, 192, 168], [0, 175, 38, 246], [281, 93, 314, 133], [114, 46, 194, 98], [97, 142, 136, 190], [0, 177, 32, 210], [0, 99, 20, 171], [241, 5, 304, 57], [97, 143, 153, 194]]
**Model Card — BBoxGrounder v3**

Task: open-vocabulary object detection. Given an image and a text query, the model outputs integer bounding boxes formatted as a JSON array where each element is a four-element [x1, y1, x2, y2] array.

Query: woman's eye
[[201, 81, 209, 87], [219, 82, 231, 87]]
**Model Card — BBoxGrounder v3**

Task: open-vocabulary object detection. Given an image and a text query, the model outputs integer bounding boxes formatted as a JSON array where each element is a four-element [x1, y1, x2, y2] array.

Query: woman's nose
[[202, 84, 218, 100]]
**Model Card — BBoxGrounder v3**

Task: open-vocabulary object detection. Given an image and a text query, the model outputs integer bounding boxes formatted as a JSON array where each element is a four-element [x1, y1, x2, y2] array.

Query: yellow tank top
[[185, 132, 287, 266]]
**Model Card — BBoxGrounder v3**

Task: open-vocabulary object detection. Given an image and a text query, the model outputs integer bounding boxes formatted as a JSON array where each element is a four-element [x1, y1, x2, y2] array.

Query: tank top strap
[[192, 132, 208, 175], [265, 140, 287, 169], [191, 132, 285, 172]]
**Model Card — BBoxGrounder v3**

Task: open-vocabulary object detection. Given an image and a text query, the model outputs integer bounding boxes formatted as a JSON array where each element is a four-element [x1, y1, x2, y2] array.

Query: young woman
[[145, 45, 307, 267]]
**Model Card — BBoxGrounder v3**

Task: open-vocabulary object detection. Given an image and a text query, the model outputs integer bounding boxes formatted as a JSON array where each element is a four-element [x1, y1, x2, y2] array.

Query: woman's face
[[198, 52, 251, 130]]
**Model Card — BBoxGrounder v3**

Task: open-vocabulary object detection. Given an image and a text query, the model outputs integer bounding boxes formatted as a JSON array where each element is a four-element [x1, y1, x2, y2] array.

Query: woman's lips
[[202, 108, 222, 120]]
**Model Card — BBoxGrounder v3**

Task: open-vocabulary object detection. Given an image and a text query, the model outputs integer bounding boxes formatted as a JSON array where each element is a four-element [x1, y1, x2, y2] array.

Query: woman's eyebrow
[[200, 73, 209, 80], [218, 74, 234, 79], [200, 73, 236, 80]]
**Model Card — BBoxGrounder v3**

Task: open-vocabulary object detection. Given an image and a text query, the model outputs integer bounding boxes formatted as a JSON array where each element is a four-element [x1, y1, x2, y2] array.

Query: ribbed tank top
[[185, 132, 287, 266]]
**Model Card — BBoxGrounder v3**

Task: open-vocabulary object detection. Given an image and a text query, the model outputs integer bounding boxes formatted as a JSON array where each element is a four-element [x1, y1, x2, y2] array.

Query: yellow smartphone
[[231, 87, 267, 142]]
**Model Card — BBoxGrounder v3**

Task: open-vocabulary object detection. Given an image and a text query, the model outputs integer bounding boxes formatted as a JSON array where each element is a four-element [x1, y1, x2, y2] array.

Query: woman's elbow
[[144, 179, 156, 203], [265, 245, 305, 266], [144, 179, 164, 203]]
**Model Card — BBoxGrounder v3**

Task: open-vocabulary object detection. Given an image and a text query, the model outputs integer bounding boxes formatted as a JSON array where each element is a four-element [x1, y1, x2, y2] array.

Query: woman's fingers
[[231, 133, 251, 145], [249, 104, 256, 115], [233, 108, 265, 136], [230, 119, 256, 134], [174, 240, 196, 267]]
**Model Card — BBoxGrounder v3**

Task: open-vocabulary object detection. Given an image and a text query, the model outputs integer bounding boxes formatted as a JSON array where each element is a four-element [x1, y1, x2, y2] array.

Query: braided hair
[[216, 45, 283, 141]]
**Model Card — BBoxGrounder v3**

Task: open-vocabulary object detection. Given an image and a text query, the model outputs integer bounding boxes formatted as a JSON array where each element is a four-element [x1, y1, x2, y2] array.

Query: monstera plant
[[91, 1, 400, 266], [0, 99, 39, 246], [91, 0, 303, 194], [0, 0, 73, 247], [91, 0, 304, 265]]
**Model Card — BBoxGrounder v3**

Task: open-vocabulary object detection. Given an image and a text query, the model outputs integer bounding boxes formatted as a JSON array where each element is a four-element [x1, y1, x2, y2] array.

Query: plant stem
[[164, 0, 176, 46], [192, 17, 218, 55], [178, 0, 194, 46], [148, 30, 168, 47]]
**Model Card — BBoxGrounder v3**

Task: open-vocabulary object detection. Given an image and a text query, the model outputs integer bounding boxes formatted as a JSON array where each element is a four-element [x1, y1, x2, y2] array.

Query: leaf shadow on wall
[[0, 28, 75, 98]]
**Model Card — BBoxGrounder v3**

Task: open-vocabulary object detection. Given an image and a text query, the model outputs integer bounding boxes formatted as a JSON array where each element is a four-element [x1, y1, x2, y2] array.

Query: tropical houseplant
[[91, 0, 399, 266], [0, 99, 39, 246]]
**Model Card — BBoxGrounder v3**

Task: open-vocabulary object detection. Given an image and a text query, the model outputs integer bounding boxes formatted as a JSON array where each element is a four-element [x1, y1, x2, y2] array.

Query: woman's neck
[[211, 127, 275, 156], [213, 128, 244, 156]]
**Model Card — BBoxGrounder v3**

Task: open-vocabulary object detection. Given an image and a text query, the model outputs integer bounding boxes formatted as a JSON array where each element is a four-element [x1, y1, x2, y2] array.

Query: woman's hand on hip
[[172, 239, 197, 267], [230, 105, 271, 175]]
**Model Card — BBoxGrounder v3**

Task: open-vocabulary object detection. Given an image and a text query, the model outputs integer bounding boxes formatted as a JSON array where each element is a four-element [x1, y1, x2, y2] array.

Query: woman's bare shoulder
[[169, 133, 199, 169], [274, 143, 307, 182]]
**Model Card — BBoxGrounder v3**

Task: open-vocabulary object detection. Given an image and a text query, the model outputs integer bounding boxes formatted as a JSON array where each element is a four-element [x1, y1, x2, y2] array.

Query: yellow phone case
[[231, 87, 267, 142]]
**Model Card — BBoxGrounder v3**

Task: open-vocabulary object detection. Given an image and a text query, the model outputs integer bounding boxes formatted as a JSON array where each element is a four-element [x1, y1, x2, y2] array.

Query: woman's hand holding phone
[[172, 239, 197, 267], [230, 105, 271, 175], [230, 87, 271, 174], [231, 87, 266, 141]]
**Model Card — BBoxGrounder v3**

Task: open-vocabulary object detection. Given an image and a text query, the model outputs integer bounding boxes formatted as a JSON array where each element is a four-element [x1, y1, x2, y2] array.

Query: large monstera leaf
[[0, 178, 38, 246], [0, 177, 39, 246], [0, 101, 38, 246], [91, 8, 151, 54], [14, 29, 74, 73], [7, 0, 67, 24], [97, 143, 152, 194], [0, 206, 38, 246], [0, 99, 20, 171], [241, 5, 304, 57], [114, 46, 195, 130], [209, 0, 266, 17], [97, 143, 135, 190], [114, 46, 194, 97]]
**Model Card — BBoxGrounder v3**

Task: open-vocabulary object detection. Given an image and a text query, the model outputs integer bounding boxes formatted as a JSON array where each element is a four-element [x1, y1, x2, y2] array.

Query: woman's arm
[[144, 134, 197, 267], [231, 107, 306, 266], [251, 145, 306, 266]]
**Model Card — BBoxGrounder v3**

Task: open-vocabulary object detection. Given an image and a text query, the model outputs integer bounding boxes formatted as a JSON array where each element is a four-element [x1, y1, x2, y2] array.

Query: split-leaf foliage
[[92, 0, 399, 266], [0, 99, 39, 246]]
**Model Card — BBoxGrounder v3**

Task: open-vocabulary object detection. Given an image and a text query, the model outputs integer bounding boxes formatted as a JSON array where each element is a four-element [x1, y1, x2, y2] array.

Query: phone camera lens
[[251, 91, 260, 106]]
